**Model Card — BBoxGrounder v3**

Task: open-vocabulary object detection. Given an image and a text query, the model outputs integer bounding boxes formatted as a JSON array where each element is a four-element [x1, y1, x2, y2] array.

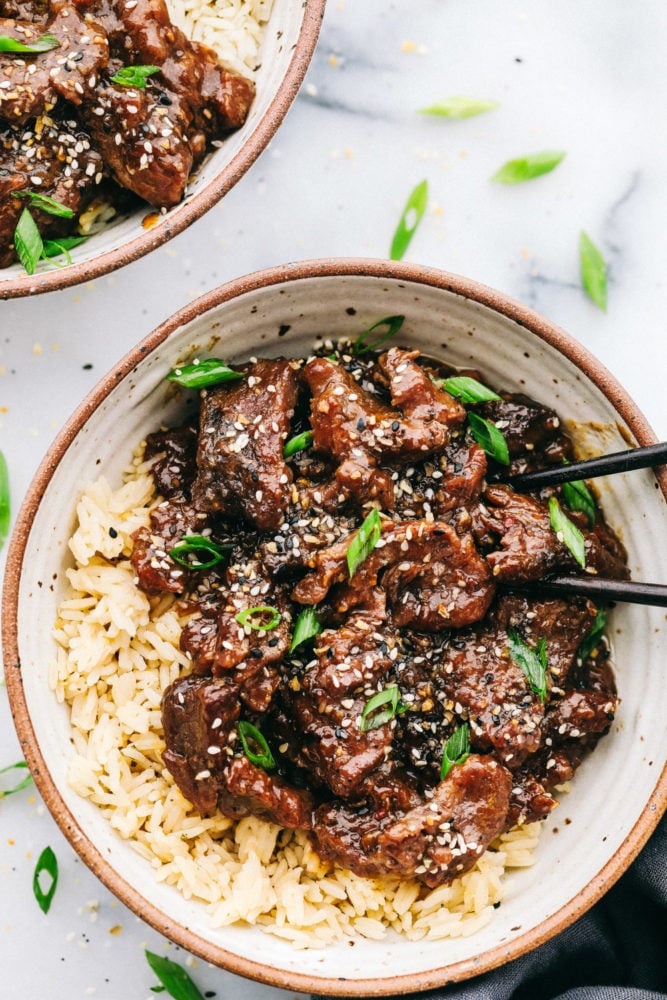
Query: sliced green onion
[[578, 606, 607, 662], [110, 64, 160, 88], [419, 96, 499, 119], [390, 179, 428, 260], [440, 723, 470, 779], [353, 315, 405, 355], [468, 412, 510, 465], [0, 32, 59, 53], [508, 630, 548, 701], [0, 450, 9, 552], [562, 476, 596, 526], [346, 508, 382, 578], [12, 191, 74, 218], [549, 495, 586, 568], [579, 230, 607, 312], [235, 606, 281, 631], [145, 950, 205, 1000], [491, 150, 566, 184], [33, 846, 58, 914], [442, 375, 502, 404], [14, 208, 43, 276], [237, 720, 275, 771], [283, 430, 314, 458], [0, 761, 32, 799], [359, 685, 406, 733], [290, 607, 322, 653], [166, 358, 243, 389], [169, 535, 231, 569]]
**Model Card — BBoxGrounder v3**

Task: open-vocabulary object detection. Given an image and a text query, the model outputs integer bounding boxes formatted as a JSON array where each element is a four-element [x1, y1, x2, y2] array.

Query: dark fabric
[[314, 814, 666, 1000]]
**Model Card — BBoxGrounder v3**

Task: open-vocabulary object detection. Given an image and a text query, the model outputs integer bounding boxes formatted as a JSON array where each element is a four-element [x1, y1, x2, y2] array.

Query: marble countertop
[[1, 1, 665, 997]]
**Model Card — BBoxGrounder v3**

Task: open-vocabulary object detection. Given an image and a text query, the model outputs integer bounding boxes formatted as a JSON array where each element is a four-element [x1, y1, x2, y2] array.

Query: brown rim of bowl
[[0, 2, 326, 301], [3, 259, 667, 995]]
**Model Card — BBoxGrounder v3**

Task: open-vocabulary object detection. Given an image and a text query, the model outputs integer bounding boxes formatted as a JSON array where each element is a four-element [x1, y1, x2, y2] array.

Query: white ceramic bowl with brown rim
[[3, 259, 666, 994], [0, 1, 324, 299]]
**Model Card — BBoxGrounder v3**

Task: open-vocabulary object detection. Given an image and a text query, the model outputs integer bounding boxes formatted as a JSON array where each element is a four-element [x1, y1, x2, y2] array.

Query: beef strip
[[0, 112, 105, 267], [313, 755, 512, 887], [161, 674, 312, 827], [303, 349, 466, 511], [131, 495, 207, 592], [480, 483, 630, 583], [478, 393, 573, 476], [292, 517, 495, 631], [0, 8, 108, 125], [191, 359, 299, 532]]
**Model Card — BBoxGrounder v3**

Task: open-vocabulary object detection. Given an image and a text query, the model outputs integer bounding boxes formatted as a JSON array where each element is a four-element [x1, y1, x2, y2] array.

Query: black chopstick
[[510, 575, 667, 608], [500, 441, 667, 491]]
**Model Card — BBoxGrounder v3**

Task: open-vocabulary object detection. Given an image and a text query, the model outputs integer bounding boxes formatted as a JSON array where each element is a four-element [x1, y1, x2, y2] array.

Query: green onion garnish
[[169, 535, 231, 569], [562, 477, 596, 527], [166, 358, 244, 389], [579, 230, 607, 312], [14, 208, 43, 276], [283, 430, 314, 458], [0, 450, 10, 552], [145, 949, 205, 1000], [346, 508, 382, 578], [235, 606, 281, 631], [0, 32, 59, 53], [508, 630, 548, 702], [33, 846, 58, 914], [440, 723, 470, 780], [110, 64, 160, 89], [237, 720, 275, 771], [578, 606, 607, 662], [353, 315, 405, 355], [442, 375, 502, 404], [549, 495, 586, 568], [0, 761, 32, 799], [490, 150, 566, 184], [41, 236, 88, 266], [12, 191, 74, 218], [419, 96, 499, 119], [359, 685, 406, 733], [467, 412, 510, 465], [289, 607, 322, 653], [390, 179, 428, 260]]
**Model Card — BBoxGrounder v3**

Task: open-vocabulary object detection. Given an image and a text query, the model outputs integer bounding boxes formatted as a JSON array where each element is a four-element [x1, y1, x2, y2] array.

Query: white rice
[[165, 0, 274, 77], [51, 451, 543, 948]]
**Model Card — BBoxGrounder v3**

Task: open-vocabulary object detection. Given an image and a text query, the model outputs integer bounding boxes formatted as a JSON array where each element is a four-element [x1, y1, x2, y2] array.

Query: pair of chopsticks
[[497, 441, 667, 608]]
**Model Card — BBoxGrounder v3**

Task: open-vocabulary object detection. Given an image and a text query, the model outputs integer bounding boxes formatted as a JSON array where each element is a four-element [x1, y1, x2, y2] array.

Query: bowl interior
[[5, 266, 667, 993], [0, 0, 323, 298]]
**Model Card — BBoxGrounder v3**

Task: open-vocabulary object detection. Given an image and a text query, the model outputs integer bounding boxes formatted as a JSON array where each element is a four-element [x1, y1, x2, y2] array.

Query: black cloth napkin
[[314, 813, 666, 1000]]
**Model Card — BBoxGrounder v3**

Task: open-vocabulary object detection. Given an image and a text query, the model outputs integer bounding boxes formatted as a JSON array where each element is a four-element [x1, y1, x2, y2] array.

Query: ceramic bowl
[[0, 1, 324, 299], [4, 259, 666, 994]]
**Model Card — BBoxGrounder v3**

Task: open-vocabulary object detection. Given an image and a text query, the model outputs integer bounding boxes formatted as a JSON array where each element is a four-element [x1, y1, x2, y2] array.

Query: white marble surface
[[1, 1, 666, 997]]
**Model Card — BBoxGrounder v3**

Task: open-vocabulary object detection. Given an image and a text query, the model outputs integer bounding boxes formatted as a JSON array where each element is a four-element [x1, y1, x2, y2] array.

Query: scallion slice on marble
[[390, 179, 428, 260], [491, 150, 566, 184], [145, 950, 206, 1000], [33, 846, 58, 914], [579, 231, 607, 311], [419, 96, 498, 118]]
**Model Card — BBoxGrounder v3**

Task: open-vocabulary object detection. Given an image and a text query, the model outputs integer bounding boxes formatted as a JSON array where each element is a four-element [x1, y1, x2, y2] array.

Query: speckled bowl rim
[[3, 259, 666, 995], [0, 1, 325, 300]]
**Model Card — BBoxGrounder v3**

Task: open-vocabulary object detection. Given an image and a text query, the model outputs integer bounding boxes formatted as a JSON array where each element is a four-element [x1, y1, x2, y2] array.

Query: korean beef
[[0, 0, 255, 267], [132, 338, 627, 889]]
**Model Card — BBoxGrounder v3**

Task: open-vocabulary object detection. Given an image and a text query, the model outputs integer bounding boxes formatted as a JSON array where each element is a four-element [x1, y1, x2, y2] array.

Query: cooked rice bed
[[51, 462, 542, 948]]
